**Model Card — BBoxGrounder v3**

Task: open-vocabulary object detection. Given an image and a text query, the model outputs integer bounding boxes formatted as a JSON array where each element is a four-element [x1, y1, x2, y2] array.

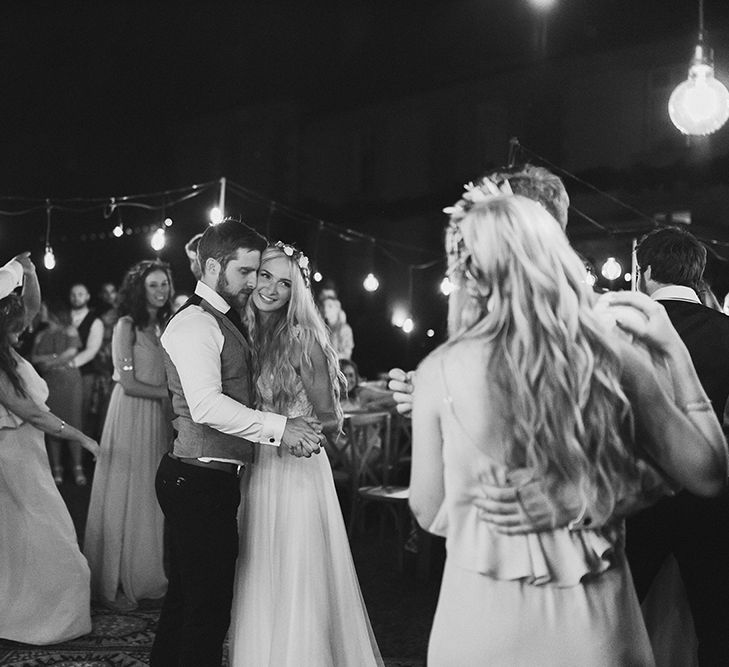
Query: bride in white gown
[[228, 242, 383, 667]]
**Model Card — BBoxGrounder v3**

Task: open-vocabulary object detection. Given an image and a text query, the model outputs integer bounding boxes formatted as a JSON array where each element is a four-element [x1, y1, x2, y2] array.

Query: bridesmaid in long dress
[[410, 193, 727, 665], [0, 262, 99, 644], [229, 242, 382, 667], [83, 260, 173, 611]]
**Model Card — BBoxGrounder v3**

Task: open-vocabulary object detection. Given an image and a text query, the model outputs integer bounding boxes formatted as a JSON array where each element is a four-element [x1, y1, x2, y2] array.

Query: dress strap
[[438, 352, 486, 455]]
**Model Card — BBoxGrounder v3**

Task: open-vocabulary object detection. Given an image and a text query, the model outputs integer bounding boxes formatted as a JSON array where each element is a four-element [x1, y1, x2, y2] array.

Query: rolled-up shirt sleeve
[[161, 307, 286, 446]]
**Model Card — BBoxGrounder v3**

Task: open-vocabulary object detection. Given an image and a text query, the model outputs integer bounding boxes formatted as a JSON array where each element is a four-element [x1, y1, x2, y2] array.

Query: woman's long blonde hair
[[246, 245, 345, 422], [446, 194, 639, 520]]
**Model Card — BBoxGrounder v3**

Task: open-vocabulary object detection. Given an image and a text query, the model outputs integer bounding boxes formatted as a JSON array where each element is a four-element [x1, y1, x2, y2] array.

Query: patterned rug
[[0, 604, 423, 667]]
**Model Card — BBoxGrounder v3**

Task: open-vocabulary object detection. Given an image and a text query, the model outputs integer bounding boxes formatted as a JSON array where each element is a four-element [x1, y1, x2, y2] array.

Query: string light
[[402, 317, 414, 334], [601, 257, 622, 281], [624, 272, 632, 282], [669, 0, 729, 136], [112, 223, 124, 238], [209, 206, 223, 225], [43, 245, 56, 270], [43, 201, 55, 270], [164, 217, 173, 227], [363, 272, 379, 292], [151, 227, 166, 251], [440, 276, 454, 296], [585, 271, 597, 287], [391, 307, 407, 328], [313, 271, 323, 283], [426, 329, 435, 338]]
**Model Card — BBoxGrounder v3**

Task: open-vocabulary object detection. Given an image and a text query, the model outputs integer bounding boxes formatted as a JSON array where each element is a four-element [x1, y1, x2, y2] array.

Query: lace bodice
[[257, 371, 315, 419]]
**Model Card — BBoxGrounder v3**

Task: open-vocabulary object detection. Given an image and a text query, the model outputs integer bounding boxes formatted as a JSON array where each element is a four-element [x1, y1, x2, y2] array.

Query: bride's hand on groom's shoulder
[[281, 415, 325, 458]]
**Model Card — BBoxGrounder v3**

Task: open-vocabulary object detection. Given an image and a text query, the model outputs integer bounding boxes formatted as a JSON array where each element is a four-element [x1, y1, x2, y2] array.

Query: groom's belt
[[168, 453, 246, 477]]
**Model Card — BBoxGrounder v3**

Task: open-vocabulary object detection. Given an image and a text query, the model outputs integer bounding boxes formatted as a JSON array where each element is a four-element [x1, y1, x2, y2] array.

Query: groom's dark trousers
[[150, 454, 241, 667]]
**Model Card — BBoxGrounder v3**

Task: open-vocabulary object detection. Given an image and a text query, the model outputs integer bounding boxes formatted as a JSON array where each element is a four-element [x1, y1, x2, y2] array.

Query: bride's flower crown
[[443, 176, 514, 285], [272, 241, 311, 287]]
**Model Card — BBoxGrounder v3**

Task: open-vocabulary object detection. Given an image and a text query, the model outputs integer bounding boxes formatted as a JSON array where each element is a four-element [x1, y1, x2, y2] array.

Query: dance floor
[[0, 602, 425, 666], [0, 470, 443, 666]]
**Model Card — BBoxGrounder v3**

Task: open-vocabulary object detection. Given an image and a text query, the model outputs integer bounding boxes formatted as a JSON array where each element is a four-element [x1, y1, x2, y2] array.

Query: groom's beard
[[216, 272, 251, 312]]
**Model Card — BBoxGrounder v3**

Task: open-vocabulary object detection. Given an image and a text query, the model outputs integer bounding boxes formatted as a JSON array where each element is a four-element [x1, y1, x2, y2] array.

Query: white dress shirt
[[651, 285, 701, 304], [161, 281, 286, 452]]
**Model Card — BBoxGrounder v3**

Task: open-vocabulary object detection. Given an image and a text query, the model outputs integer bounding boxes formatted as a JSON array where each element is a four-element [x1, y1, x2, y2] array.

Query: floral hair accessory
[[443, 176, 514, 286], [272, 241, 311, 287]]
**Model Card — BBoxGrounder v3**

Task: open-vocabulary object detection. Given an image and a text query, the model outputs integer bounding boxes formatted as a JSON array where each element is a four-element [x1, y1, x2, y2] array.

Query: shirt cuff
[[259, 412, 287, 447]]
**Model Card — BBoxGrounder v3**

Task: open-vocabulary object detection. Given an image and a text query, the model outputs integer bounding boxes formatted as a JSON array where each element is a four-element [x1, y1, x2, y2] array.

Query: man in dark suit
[[627, 225, 729, 666]]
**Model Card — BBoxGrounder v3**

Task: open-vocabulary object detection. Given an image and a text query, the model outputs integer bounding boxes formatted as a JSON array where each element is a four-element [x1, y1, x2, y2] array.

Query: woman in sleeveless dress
[[83, 260, 173, 611], [0, 280, 99, 644], [410, 192, 727, 666], [229, 242, 382, 667]]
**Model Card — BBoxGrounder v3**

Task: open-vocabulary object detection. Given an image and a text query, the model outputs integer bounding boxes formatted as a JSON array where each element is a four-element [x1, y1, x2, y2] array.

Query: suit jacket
[[659, 299, 729, 424]]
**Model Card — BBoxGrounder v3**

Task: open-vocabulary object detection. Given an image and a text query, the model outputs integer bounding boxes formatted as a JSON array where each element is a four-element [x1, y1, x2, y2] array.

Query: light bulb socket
[[691, 42, 714, 69]]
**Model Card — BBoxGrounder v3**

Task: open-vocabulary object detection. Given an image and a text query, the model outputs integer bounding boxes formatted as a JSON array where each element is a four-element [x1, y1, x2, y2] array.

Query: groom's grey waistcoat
[[162, 296, 256, 462]]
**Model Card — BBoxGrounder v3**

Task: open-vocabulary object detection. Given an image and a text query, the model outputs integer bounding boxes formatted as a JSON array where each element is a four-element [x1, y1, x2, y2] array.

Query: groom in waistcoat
[[151, 219, 324, 667]]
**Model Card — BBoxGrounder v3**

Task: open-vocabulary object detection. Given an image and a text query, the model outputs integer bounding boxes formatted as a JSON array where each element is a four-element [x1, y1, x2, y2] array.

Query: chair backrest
[[342, 410, 393, 489]]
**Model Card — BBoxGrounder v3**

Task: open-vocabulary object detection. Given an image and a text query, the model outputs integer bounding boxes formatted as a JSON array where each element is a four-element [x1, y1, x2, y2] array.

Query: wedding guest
[[0, 257, 99, 645], [30, 300, 84, 485], [90, 282, 120, 431], [83, 261, 173, 611], [323, 296, 354, 359], [229, 242, 381, 666], [67, 283, 103, 476], [628, 226, 729, 664], [410, 193, 726, 665]]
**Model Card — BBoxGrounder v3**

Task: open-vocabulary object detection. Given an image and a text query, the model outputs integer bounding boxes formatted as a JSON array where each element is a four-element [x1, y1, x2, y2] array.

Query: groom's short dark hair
[[198, 218, 267, 273]]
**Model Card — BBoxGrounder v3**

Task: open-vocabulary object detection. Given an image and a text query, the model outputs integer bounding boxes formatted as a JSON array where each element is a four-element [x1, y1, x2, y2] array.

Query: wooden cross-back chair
[[335, 410, 411, 569]]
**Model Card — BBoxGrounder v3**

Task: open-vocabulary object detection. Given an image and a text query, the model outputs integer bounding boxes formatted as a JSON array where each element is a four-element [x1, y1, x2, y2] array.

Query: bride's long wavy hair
[[446, 195, 639, 519], [246, 245, 345, 421]]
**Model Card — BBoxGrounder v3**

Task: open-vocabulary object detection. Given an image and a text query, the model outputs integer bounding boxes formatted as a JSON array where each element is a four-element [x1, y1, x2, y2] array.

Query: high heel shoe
[[52, 466, 63, 486], [73, 465, 87, 486]]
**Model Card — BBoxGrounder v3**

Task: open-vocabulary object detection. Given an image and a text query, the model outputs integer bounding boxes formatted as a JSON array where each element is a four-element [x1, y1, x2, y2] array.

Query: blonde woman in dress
[[411, 192, 727, 666], [229, 242, 382, 667], [84, 260, 173, 611]]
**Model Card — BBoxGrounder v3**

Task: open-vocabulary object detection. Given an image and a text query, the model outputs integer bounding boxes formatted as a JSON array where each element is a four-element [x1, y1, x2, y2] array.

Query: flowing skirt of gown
[[0, 421, 91, 644], [228, 380, 382, 666], [83, 383, 169, 606]]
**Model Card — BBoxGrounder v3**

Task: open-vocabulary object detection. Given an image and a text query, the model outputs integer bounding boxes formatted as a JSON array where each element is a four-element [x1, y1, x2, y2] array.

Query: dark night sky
[[3, 1, 729, 371], [3, 0, 728, 194]]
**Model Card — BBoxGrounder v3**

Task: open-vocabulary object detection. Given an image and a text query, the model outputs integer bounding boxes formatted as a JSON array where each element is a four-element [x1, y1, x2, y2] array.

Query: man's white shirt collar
[[650, 285, 701, 304], [194, 280, 233, 314]]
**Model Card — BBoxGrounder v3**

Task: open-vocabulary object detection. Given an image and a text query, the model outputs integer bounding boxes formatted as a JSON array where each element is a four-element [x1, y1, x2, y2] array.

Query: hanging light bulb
[[440, 276, 455, 296], [151, 228, 166, 251], [313, 271, 323, 283], [363, 272, 379, 292], [669, 1, 729, 136], [601, 257, 622, 281], [43, 245, 56, 270], [113, 222, 124, 238], [164, 217, 173, 227], [426, 329, 435, 338], [209, 206, 223, 225], [402, 317, 414, 334], [391, 307, 407, 328]]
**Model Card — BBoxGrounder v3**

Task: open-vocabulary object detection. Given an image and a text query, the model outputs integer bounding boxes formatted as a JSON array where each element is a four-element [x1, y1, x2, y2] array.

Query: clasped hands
[[281, 415, 326, 458]]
